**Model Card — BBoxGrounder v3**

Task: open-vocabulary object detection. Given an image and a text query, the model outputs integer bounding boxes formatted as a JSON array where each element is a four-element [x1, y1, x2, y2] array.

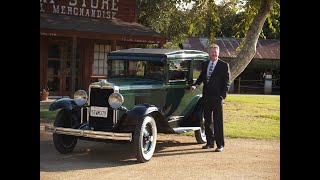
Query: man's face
[[209, 47, 219, 61]]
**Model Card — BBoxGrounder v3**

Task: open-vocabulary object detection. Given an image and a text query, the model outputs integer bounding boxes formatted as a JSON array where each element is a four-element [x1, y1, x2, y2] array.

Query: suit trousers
[[203, 97, 225, 147]]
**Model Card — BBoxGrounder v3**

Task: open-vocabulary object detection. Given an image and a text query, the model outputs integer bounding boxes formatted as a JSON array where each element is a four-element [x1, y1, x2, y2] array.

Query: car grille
[[89, 88, 114, 131]]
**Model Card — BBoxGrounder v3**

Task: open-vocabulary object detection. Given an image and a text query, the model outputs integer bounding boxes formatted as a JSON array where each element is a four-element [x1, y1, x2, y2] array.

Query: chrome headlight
[[108, 93, 124, 109], [74, 90, 88, 106]]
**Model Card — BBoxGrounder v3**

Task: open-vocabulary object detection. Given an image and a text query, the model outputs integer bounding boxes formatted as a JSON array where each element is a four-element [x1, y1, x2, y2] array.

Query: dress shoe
[[215, 146, 224, 152], [202, 144, 214, 149]]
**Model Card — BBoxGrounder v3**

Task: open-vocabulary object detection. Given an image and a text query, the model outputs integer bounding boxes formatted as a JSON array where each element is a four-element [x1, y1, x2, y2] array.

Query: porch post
[[71, 36, 77, 97]]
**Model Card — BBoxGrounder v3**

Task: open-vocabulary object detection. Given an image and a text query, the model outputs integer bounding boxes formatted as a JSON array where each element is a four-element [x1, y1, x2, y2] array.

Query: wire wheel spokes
[[143, 123, 154, 153]]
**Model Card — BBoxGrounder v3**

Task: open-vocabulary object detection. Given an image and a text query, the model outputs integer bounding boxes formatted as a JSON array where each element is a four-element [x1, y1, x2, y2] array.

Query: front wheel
[[195, 115, 207, 144], [53, 109, 78, 154], [133, 116, 157, 163]]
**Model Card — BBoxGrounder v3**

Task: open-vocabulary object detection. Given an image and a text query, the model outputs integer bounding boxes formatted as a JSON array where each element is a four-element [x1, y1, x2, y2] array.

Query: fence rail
[[231, 78, 280, 95]]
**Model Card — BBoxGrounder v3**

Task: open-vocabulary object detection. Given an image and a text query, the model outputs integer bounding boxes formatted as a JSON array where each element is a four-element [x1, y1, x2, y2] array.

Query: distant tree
[[138, 0, 278, 81], [137, 0, 190, 48], [232, 0, 280, 39]]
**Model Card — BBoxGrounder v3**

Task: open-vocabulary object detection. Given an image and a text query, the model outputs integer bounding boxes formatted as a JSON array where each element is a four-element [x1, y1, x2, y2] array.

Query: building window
[[93, 44, 111, 75]]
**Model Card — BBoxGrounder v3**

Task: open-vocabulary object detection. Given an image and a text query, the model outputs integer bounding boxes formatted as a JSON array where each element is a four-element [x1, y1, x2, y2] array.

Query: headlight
[[108, 93, 124, 109], [74, 90, 88, 106]]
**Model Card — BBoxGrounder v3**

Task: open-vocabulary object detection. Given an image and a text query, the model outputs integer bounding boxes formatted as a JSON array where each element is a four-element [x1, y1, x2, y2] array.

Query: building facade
[[40, 0, 166, 97]]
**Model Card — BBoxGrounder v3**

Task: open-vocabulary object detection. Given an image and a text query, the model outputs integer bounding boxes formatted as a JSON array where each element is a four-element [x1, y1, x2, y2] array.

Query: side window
[[145, 61, 165, 80], [193, 60, 204, 80], [169, 60, 190, 81]]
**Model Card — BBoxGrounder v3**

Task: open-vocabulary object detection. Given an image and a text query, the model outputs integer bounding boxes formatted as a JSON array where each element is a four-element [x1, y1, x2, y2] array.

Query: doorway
[[47, 39, 77, 97]]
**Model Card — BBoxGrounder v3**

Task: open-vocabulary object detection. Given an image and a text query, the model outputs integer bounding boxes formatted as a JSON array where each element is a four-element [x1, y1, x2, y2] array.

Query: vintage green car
[[45, 48, 209, 162]]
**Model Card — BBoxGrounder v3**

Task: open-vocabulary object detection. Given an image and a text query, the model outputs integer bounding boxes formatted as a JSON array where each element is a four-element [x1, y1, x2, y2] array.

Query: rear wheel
[[195, 112, 207, 144], [133, 116, 157, 163], [53, 109, 78, 154]]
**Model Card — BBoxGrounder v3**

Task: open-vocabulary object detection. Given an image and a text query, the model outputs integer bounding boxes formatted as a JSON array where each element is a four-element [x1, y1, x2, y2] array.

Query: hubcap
[[62, 135, 76, 148], [143, 123, 153, 153]]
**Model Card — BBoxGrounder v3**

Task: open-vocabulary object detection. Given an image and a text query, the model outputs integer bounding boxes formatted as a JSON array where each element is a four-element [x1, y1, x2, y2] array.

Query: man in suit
[[191, 44, 231, 152]]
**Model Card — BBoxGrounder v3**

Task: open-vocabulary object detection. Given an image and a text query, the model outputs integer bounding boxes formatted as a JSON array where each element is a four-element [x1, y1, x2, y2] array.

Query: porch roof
[[40, 13, 165, 44]]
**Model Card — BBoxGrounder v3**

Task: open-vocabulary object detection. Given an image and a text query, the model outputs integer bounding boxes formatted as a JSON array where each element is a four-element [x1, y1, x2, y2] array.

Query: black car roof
[[108, 48, 209, 60], [109, 48, 205, 55]]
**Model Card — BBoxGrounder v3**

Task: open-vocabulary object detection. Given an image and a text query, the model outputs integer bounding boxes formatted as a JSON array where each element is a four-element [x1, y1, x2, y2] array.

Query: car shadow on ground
[[40, 136, 211, 172]]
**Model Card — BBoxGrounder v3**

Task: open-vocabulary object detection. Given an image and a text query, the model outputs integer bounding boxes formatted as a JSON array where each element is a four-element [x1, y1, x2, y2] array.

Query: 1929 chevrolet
[[45, 48, 209, 162]]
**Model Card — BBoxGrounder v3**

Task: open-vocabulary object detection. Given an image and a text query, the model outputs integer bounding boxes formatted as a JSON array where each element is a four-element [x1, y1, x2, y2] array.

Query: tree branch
[[229, 0, 275, 81]]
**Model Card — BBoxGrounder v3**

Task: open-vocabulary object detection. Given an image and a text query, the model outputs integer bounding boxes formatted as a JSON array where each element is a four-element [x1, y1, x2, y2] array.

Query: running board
[[172, 127, 201, 134]]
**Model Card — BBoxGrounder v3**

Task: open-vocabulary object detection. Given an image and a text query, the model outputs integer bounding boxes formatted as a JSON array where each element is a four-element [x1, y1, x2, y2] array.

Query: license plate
[[90, 106, 108, 118]]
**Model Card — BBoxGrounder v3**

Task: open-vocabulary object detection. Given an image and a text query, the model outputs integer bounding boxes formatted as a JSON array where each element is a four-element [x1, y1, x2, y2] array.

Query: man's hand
[[190, 85, 197, 92]]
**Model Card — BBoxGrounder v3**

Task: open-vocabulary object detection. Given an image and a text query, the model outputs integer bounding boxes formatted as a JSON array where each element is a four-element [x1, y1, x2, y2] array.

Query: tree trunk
[[228, 0, 275, 81]]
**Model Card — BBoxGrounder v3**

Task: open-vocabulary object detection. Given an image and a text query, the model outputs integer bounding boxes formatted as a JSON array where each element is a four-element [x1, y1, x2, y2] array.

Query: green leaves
[[137, 0, 279, 47]]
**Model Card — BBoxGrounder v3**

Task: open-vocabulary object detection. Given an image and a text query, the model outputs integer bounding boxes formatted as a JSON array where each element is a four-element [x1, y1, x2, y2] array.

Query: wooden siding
[[40, 36, 48, 91]]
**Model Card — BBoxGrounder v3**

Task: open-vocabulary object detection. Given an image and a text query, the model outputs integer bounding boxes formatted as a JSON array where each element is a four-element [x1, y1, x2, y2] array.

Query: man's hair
[[208, 43, 219, 51]]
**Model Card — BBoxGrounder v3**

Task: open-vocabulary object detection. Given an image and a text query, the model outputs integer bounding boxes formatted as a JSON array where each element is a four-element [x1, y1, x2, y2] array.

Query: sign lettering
[[40, 0, 119, 20]]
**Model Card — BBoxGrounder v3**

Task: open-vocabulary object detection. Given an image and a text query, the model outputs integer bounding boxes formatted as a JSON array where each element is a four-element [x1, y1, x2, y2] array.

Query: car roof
[[108, 48, 209, 60]]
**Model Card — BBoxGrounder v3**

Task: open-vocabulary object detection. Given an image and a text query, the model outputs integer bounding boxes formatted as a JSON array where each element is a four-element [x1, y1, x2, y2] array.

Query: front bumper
[[44, 125, 132, 141]]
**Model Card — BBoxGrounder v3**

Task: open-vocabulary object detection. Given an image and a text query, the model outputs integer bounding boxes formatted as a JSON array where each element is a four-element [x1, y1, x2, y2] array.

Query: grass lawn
[[40, 94, 280, 140], [223, 94, 279, 140]]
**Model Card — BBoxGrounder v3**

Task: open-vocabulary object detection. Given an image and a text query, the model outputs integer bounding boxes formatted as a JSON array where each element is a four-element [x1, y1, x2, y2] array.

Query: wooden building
[[40, 0, 166, 97]]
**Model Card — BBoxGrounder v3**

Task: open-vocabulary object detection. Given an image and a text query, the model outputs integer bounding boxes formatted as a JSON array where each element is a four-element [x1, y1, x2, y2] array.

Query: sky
[[177, 0, 227, 10]]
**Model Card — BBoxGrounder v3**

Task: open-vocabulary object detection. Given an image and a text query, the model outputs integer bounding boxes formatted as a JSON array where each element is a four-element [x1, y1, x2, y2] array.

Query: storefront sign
[[40, 32, 57, 36], [121, 38, 161, 44], [40, 0, 120, 20]]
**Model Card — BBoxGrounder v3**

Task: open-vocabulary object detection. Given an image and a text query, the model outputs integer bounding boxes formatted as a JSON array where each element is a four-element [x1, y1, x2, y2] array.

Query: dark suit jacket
[[193, 59, 231, 99]]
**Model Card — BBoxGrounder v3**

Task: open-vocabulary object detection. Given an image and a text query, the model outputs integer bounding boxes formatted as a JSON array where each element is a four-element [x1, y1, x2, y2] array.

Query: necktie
[[208, 64, 213, 76], [207, 63, 213, 82]]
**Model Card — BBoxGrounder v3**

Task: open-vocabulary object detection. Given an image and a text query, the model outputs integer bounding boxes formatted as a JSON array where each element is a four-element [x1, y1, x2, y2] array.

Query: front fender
[[115, 104, 170, 133], [127, 104, 160, 119], [48, 98, 77, 111]]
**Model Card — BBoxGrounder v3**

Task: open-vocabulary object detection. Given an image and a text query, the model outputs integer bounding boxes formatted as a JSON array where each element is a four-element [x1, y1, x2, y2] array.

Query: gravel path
[[40, 125, 280, 180]]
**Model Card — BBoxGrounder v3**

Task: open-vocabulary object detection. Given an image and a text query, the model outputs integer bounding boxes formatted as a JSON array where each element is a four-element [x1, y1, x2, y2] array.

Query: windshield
[[108, 59, 165, 81]]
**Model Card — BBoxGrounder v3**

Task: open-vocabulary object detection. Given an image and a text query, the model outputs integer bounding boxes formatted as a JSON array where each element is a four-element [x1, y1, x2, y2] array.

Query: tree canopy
[[137, 0, 279, 80]]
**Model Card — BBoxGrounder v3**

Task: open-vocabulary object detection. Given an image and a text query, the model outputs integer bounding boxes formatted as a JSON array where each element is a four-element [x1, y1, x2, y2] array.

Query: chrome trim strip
[[87, 106, 90, 124], [113, 110, 116, 124], [80, 107, 83, 124], [115, 110, 118, 124], [118, 84, 164, 91], [44, 125, 132, 141], [113, 110, 118, 124]]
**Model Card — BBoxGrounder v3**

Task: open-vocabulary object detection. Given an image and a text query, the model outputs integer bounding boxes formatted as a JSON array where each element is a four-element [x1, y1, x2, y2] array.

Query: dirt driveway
[[40, 125, 280, 180]]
